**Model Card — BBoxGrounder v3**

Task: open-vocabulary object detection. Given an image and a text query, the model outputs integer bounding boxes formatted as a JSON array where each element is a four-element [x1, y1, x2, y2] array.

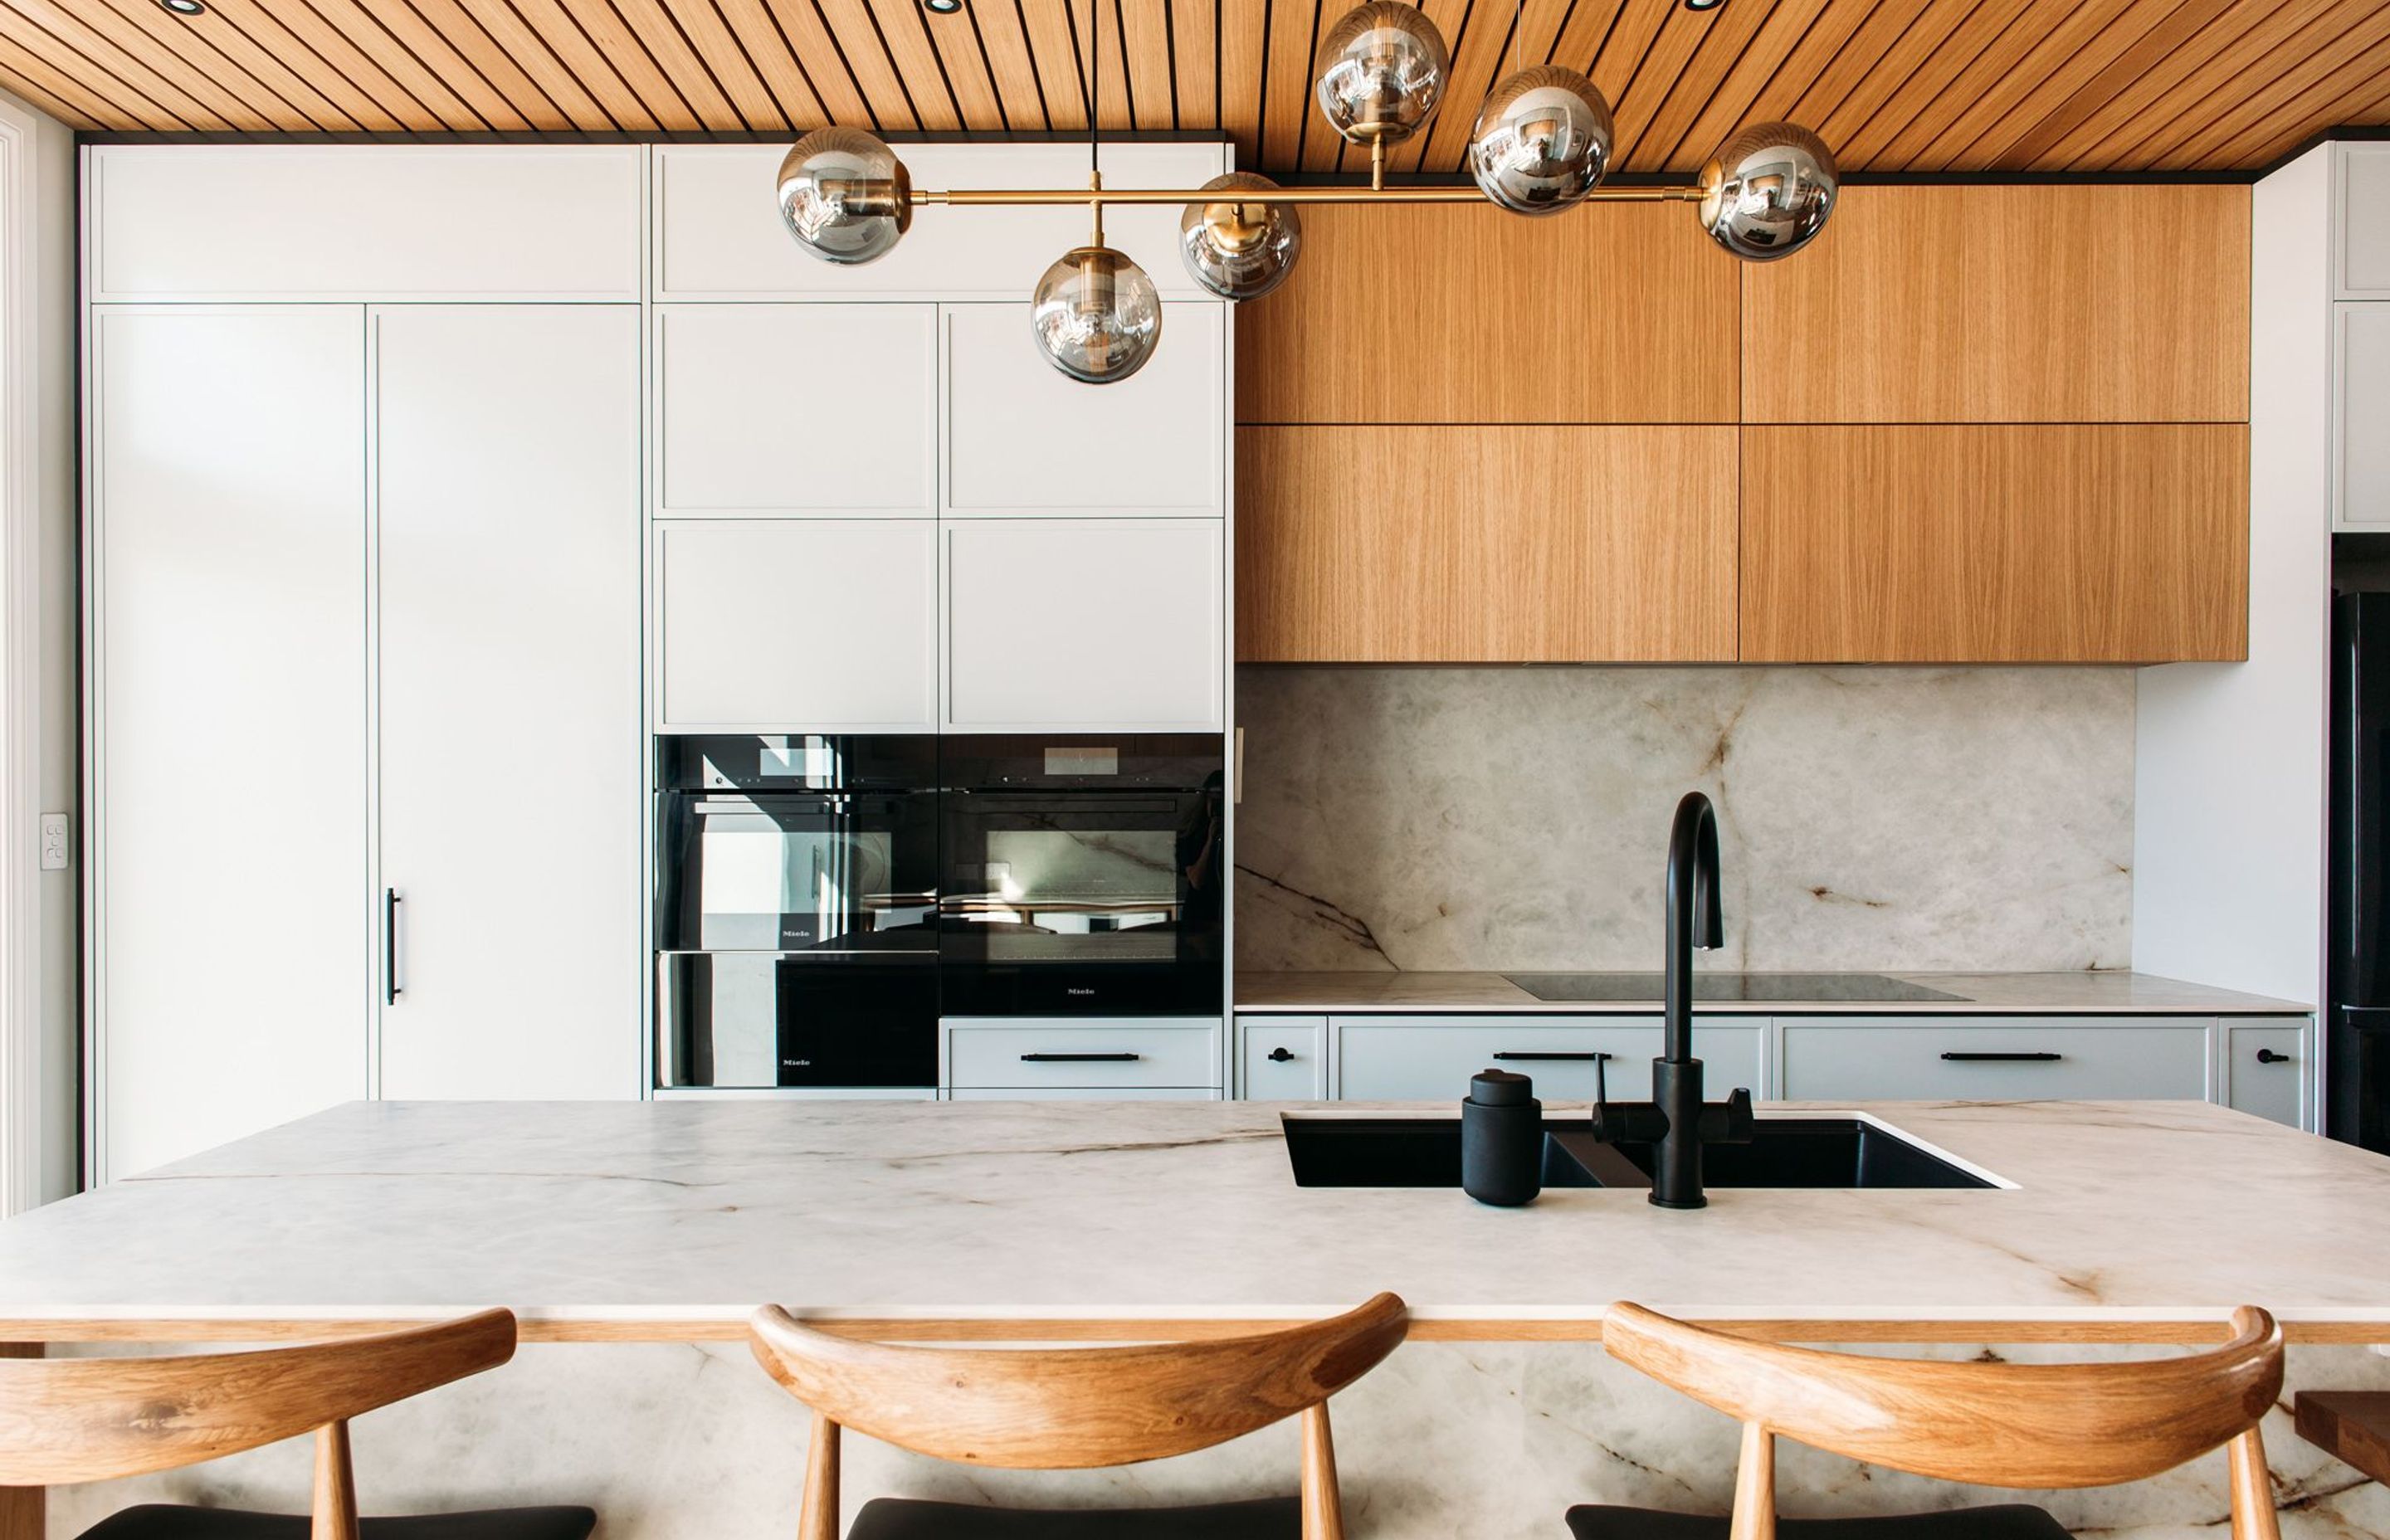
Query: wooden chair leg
[[311, 1421, 360, 1540], [1300, 1402, 1344, 1540], [800, 1413, 841, 1540], [2227, 1427, 2281, 1540], [1728, 1422, 1776, 1540]]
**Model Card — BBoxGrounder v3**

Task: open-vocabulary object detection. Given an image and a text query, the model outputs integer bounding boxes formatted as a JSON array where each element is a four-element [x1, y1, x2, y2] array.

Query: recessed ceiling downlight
[[1684, 0, 1723, 10], [159, 0, 207, 14], [921, 0, 963, 13]]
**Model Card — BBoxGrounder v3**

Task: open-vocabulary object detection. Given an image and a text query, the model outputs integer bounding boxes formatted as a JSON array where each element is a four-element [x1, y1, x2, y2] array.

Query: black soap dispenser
[[1462, 1068, 1543, 1207]]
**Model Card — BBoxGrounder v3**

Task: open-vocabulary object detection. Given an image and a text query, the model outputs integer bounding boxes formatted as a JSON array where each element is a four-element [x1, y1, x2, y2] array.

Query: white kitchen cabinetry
[[943, 304, 1226, 517], [373, 306, 641, 1101], [943, 519, 1224, 732], [652, 143, 1227, 302], [1334, 1016, 1771, 1102], [2220, 1018, 2313, 1127], [88, 145, 640, 302], [2336, 143, 2390, 297], [943, 1017, 1224, 1096], [1241, 1016, 1328, 1099], [2336, 304, 2390, 527], [654, 305, 936, 519], [1779, 1017, 2213, 1100], [90, 306, 369, 1177], [655, 519, 938, 733]]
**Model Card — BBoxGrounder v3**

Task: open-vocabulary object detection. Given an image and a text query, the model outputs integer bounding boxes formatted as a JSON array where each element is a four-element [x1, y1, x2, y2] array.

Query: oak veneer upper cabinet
[[1236, 425, 1737, 662], [1741, 185, 2251, 424], [1234, 202, 1738, 425], [1741, 425, 2249, 663]]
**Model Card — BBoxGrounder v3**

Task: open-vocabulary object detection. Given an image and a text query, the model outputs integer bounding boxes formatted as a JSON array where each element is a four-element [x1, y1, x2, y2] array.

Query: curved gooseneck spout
[[1663, 792, 1724, 1067]]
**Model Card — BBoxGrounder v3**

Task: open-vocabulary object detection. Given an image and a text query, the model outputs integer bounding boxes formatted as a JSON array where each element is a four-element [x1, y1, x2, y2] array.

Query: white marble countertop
[[2, 1098, 2385, 1343], [1234, 970, 2314, 1015]]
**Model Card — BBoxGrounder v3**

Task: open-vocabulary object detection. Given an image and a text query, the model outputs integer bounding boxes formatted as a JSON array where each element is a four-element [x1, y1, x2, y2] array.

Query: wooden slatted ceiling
[[2, 0, 2385, 173]]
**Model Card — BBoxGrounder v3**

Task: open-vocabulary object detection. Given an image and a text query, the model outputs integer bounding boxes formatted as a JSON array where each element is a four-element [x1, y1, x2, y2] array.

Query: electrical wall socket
[[39, 813, 67, 871]]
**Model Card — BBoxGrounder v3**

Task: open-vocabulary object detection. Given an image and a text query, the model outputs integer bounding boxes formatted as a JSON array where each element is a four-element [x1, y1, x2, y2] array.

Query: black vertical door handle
[[384, 889, 402, 1005]]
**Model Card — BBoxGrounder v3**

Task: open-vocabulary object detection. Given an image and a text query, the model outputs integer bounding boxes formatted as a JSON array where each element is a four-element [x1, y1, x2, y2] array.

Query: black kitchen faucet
[[1587, 790, 1754, 1208]]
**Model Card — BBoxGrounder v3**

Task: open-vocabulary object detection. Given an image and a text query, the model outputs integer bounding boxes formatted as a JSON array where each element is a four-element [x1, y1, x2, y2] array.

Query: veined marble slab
[[1235, 970, 2314, 1014], [4, 1098, 2388, 1338]]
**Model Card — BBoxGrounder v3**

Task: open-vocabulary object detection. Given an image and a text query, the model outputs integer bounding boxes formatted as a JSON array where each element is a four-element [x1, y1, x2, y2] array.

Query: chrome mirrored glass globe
[[776, 127, 914, 266], [1314, 2, 1451, 146], [1467, 65, 1614, 215], [1031, 246, 1163, 384], [1697, 122, 1838, 261], [1178, 173, 1303, 301]]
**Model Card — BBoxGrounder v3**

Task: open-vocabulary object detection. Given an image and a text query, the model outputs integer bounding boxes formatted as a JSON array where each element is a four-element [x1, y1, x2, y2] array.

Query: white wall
[[0, 85, 78, 1206], [2133, 147, 2331, 1008]]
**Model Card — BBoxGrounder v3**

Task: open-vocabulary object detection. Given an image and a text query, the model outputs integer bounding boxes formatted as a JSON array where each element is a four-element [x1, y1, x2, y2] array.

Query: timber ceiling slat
[[1834, 0, 2038, 166], [0, 27, 149, 129], [0, 0, 238, 129], [1174, 0, 1218, 134], [225, 0, 446, 130], [2074, 0, 2382, 171], [1877, 0, 2097, 168], [38, 0, 280, 130], [0, 54, 95, 126], [495, 0, 657, 131], [813, 0, 918, 130], [290, 0, 510, 131], [1217, 0, 1261, 162], [968, 0, 1044, 130], [12, 0, 2390, 174]]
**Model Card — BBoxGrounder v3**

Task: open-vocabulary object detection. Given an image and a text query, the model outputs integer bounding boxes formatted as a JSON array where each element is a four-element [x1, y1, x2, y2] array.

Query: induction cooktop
[[1501, 972, 1969, 1003]]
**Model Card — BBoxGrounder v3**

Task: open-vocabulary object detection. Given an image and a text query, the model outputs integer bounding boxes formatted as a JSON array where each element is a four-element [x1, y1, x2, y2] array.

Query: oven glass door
[[939, 790, 1224, 1014], [659, 792, 936, 953]]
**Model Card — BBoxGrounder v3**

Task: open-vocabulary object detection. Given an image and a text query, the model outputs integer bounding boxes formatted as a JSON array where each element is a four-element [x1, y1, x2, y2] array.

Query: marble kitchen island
[[8, 1098, 2390, 1540]]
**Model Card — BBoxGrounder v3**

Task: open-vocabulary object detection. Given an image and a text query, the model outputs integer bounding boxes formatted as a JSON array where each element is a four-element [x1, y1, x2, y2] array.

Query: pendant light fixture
[[1026, 0, 1162, 384], [770, 0, 1841, 383], [1179, 173, 1303, 301]]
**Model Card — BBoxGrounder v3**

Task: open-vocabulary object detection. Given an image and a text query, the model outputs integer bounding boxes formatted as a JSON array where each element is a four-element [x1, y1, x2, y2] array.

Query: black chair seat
[[78, 1505, 598, 1540], [1567, 1503, 2075, 1540], [846, 1494, 1300, 1540]]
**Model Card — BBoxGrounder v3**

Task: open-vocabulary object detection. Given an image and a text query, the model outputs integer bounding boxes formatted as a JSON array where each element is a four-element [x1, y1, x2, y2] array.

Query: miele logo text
[[1066, 987, 1095, 997]]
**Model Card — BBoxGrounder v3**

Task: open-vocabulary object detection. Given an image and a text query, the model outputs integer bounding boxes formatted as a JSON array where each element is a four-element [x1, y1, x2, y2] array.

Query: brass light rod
[[911, 184, 1707, 207]]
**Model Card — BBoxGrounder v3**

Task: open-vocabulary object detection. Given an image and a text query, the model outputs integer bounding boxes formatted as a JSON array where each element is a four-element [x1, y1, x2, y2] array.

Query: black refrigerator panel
[[2329, 592, 2390, 1149]]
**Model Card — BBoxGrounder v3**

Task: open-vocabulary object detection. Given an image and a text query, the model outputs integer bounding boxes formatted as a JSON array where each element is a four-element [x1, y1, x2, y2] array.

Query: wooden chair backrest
[[749, 1294, 1408, 1540], [0, 1309, 517, 1486], [1602, 1302, 2285, 1540]]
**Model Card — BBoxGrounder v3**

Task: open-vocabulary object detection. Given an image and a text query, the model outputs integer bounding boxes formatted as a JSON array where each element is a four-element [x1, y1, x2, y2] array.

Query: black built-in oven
[[656, 735, 939, 1089], [938, 734, 1225, 1016]]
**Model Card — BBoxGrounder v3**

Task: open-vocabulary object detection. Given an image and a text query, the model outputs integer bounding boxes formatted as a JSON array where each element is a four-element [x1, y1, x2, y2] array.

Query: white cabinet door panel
[[2338, 144, 2390, 298], [1241, 1016, 1328, 1099], [374, 305, 641, 1101], [93, 305, 368, 1177], [944, 303, 1225, 516], [1334, 1016, 1768, 1102], [654, 143, 1228, 300], [657, 519, 938, 732], [90, 145, 640, 301], [1779, 1018, 2212, 1100], [656, 305, 935, 518], [2221, 1019, 2311, 1128], [2337, 305, 2390, 528], [943, 519, 1223, 731]]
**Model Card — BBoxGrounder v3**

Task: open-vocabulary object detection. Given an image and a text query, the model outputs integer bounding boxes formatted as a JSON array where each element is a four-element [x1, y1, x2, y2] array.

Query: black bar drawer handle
[[1940, 1051, 2062, 1062], [383, 889, 402, 1005], [1266, 1047, 1296, 1062], [1020, 1052, 1140, 1063], [1493, 1051, 1612, 1062], [2256, 1048, 2294, 1064]]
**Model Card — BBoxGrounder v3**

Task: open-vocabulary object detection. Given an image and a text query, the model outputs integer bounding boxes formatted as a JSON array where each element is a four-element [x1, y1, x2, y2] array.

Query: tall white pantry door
[[372, 305, 641, 1100]]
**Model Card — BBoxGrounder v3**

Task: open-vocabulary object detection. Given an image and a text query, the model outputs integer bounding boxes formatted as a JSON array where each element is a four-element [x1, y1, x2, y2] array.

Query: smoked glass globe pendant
[[1031, 241, 1163, 384], [1314, 1, 1451, 148], [1179, 173, 1303, 301], [1467, 66, 1614, 214]]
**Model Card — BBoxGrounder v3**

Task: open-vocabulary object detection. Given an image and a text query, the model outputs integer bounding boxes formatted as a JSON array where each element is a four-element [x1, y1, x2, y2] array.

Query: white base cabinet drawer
[[1334, 1016, 1768, 1102], [1240, 1016, 1326, 1099], [949, 1087, 1222, 1101], [944, 1017, 1222, 1092], [1780, 1018, 2213, 1101], [2220, 1018, 2313, 1127]]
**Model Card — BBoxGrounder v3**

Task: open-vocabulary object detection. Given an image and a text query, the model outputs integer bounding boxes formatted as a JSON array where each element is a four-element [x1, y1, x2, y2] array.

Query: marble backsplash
[[1233, 666, 2136, 974]]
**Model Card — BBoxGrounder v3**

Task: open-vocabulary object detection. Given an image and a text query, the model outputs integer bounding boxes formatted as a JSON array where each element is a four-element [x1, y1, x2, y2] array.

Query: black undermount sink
[[1281, 1114, 1997, 1191]]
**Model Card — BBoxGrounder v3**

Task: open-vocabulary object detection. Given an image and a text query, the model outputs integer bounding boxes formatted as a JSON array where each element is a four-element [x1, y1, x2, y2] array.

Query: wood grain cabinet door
[[1740, 425, 2249, 663]]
